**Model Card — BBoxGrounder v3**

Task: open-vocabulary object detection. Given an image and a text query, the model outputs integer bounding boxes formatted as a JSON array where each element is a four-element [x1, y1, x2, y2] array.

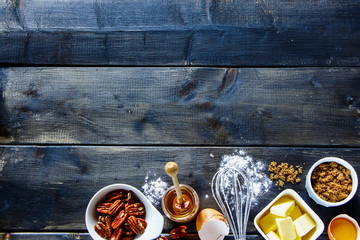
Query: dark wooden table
[[0, 1, 359, 239]]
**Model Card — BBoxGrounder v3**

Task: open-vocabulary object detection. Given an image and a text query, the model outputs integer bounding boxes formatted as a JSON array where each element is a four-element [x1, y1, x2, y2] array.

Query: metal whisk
[[211, 167, 253, 240]]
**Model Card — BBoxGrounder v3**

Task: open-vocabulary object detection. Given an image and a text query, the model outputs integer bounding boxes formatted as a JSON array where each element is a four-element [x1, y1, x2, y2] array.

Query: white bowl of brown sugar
[[305, 157, 358, 207]]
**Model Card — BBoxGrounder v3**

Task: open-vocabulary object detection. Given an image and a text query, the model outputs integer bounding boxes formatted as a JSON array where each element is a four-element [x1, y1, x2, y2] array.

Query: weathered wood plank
[[0, 146, 359, 232], [0, 29, 358, 66], [0, 67, 359, 146], [0, 1, 359, 66]]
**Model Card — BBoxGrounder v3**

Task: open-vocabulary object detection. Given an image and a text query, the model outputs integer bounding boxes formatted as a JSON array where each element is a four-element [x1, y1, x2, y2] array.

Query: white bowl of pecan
[[85, 183, 164, 240]]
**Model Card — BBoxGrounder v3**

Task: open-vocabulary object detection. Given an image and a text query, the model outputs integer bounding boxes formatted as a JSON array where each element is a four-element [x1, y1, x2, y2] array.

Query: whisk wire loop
[[211, 167, 254, 240]]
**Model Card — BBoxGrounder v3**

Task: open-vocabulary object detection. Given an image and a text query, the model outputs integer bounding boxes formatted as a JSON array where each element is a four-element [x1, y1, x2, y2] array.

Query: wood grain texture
[[0, 0, 359, 66], [0, 67, 359, 146], [0, 146, 359, 232]]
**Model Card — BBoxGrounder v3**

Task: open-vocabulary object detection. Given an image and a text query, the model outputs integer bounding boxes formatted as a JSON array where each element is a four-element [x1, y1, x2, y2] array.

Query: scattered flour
[[141, 150, 270, 208], [218, 150, 271, 207], [142, 172, 168, 206]]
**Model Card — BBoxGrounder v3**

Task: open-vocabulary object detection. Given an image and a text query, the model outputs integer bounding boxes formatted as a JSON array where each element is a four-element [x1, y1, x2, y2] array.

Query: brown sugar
[[268, 161, 303, 188], [311, 161, 352, 202]]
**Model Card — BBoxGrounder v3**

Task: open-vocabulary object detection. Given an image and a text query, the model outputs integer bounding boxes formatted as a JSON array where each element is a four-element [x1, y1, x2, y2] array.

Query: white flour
[[218, 150, 271, 207], [142, 172, 168, 206], [142, 150, 270, 208]]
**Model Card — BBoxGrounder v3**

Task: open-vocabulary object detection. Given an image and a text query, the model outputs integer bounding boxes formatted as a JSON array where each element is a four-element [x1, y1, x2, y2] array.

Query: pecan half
[[98, 215, 105, 223], [94, 222, 111, 238], [106, 190, 126, 203], [112, 210, 127, 229], [127, 216, 147, 235], [97, 202, 112, 215], [170, 226, 187, 239], [125, 203, 145, 216], [110, 227, 122, 240], [157, 236, 168, 240], [124, 191, 135, 204], [105, 215, 112, 231], [108, 200, 125, 216], [122, 229, 136, 236]]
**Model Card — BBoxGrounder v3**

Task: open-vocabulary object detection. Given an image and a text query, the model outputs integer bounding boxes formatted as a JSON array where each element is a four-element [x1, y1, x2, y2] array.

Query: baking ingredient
[[259, 212, 278, 234], [329, 217, 357, 240], [268, 161, 303, 188], [289, 205, 302, 221], [196, 208, 229, 240], [142, 172, 168, 206], [293, 213, 316, 237], [259, 196, 317, 240], [311, 161, 352, 202], [170, 225, 187, 239], [276, 217, 297, 240], [163, 185, 199, 222], [219, 150, 272, 206], [270, 197, 295, 217], [156, 236, 168, 240], [267, 231, 281, 240], [94, 190, 147, 240]]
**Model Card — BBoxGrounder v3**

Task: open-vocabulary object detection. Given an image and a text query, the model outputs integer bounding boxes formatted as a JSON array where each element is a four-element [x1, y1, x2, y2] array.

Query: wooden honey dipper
[[165, 162, 192, 214]]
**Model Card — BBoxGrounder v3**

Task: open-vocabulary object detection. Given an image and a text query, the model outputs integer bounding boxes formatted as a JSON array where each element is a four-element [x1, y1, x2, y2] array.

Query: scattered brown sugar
[[311, 161, 352, 202], [268, 161, 303, 188]]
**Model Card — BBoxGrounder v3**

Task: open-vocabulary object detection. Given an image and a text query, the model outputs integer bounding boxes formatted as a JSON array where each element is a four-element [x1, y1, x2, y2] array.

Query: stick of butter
[[276, 217, 297, 240], [259, 212, 278, 234], [293, 213, 316, 237], [289, 205, 302, 221], [267, 231, 281, 240], [270, 197, 295, 217]]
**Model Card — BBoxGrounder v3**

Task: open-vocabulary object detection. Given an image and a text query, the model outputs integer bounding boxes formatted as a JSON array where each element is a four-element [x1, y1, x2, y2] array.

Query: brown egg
[[196, 208, 229, 240]]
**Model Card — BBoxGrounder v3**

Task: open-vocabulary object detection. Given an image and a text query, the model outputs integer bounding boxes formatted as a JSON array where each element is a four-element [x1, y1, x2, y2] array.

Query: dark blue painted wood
[[1, 67, 359, 146], [0, 0, 359, 66]]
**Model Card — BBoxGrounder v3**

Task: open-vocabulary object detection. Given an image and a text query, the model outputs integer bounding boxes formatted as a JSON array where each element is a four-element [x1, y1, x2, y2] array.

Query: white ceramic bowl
[[254, 189, 324, 240], [305, 157, 358, 207], [85, 183, 164, 240]]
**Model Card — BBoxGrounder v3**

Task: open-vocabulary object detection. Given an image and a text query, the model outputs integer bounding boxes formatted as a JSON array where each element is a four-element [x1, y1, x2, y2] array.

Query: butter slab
[[267, 231, 281, 240], [293, 213, 316, 237], [259, 212, 279, 234], [271, 197, 295, 217], [276, 217, 297, 240], [289, 205, 302, 221]]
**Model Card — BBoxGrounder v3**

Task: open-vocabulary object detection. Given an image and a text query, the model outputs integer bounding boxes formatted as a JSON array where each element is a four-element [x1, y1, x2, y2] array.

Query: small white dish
[[85, 183, 164, 240], [305, 157, 358, 207], [254, 189, 324, 240]]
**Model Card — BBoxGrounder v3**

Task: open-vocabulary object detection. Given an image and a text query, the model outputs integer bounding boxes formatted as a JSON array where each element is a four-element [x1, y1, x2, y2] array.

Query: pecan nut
[[94, 222, 111, 238], [127, 216, 147, 235], [111, 210, 127, 229], [108, 200, 125, 216], [124, 191, 135, 204], [125, 203, 145, 216], [110, 227, 122, 240], [170, 225, 187, 239], [97, 202, 112, 215], [106, 190, 126, 203], [157, 236, 168, 240], [105, 216, 112, 231]]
